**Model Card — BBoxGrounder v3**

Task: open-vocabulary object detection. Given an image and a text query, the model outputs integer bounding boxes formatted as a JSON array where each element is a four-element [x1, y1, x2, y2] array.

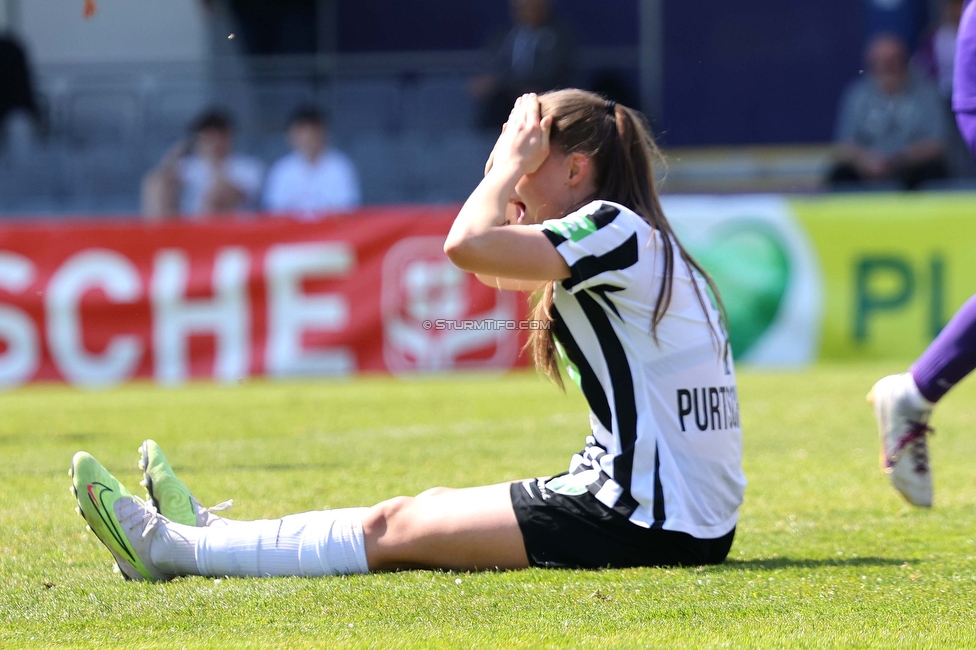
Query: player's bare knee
[[362, 495, 414, 541]]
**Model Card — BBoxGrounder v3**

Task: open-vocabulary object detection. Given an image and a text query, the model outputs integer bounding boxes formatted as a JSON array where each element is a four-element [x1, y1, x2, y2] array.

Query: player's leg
[[151, 483, 528, 576], [869, 294, 976, 507], [74, 448, 528, 579], [153, 505, 373, 578], [911, 294, 976, 404], [361, 482, 528, 571], [76, 449, 359, 580], [152, 483, 527, 575], [142, 438, 460, 529], [140, 438, 522, 570], [138, 439, 521, 571], [138, 439, 520, 570], [872, 0, 976, 507]]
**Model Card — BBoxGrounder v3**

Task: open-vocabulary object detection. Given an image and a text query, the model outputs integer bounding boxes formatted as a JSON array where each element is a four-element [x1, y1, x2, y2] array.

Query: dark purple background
[[336, 0, 931, 145]]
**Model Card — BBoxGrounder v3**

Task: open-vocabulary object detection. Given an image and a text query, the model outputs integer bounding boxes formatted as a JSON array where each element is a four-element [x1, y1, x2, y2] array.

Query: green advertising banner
[[664, 193, 976, 366], [792, 193, 976, 362], [664, 196, 822, 366]]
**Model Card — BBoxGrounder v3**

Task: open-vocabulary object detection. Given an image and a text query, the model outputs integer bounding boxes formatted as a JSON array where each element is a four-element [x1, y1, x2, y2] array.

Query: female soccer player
[[69, 89, 745, 580], [869, 0, 976, 509]]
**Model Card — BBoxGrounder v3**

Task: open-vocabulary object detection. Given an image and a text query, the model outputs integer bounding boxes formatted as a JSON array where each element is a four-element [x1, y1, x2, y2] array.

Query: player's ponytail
[[527, 89, 728, 389]]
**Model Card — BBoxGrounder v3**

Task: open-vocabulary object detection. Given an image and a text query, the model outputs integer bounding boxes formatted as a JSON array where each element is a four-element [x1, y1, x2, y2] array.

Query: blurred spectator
[[263, 106, 361, 217], [141, 110, 264, 220], [0, 33, 40, 139], [470, 0, 576, 129], [828, 33, 949, 190]]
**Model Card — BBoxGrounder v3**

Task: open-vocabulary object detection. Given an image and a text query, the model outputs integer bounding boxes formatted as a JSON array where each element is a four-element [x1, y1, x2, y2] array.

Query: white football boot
[[867, 373, 934, 507]]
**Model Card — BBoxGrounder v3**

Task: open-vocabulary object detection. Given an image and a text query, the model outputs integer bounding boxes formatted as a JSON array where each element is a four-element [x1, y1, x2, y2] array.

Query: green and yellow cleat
[[139, 440, 231, 527], [70, 451, 173, 581]]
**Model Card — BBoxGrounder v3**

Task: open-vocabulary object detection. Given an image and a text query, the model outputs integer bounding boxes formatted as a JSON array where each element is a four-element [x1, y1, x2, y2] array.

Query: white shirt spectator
[[178, 154, 265, 216], [263, 149, 361, 217]]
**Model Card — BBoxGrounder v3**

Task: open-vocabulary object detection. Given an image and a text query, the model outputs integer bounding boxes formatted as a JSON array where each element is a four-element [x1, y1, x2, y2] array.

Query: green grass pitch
[[2, 365, 976, 648]]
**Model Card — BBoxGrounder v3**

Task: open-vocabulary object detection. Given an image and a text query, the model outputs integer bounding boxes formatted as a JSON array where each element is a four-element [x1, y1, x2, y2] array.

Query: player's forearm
[[444, 163, 520, 258]]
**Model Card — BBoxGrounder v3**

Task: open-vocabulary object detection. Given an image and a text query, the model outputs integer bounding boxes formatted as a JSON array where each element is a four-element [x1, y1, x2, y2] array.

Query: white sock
[[149, 520, 201, 575], [151, 507, 370, 577], [904, 373, 935, 412]]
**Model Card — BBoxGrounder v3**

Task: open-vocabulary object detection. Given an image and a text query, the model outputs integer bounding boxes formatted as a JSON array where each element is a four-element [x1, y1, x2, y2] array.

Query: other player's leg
[[870, 2, 976, 506], [869, 294, 976, 506], [911, 294, 976, 404], [868, 373, 934, 507]]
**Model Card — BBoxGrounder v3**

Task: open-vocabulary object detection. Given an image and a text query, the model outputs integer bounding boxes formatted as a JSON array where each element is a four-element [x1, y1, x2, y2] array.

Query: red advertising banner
[[0, 207, 531, 387]]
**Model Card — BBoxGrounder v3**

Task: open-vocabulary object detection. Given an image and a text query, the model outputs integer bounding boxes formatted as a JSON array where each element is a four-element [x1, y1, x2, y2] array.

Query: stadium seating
[[0, 145, 68, 214], [402, 77, 476, 135], [418, 130, 497, 203], [349, 132, 425, 204], [11, 52, 950, 217], [68, 145, 143, 213], [330, 79, 403, 142], [251, 80, 320, 134], [66, 90, 141, 147], [149, 85, 211, 143]]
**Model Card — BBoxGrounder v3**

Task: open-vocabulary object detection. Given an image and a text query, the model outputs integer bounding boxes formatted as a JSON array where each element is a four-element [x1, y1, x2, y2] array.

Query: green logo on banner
[[689, 223, 791, 359]]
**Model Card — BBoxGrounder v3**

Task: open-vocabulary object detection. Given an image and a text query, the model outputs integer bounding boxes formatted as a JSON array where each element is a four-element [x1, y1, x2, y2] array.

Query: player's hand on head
[[484, 122, 508, 177], [488, 94, 552, 177]]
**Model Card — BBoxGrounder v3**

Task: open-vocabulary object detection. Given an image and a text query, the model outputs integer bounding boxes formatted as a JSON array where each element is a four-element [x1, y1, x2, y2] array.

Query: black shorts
[[510, 474, 736, 569]]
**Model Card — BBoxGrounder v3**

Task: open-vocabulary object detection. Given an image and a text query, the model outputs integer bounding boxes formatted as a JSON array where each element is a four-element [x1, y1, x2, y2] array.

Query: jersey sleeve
[[534, 202, 642, 294]]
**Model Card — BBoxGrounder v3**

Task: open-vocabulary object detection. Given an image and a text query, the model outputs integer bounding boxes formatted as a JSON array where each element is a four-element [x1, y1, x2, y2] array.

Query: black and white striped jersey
[[533, 200, 745, 539]]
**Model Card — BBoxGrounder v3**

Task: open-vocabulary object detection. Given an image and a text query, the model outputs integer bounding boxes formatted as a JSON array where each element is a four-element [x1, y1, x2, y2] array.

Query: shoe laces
[[120, 496, 162, 539], [207, 499, 234, 514], [895, 421, 934, 474]]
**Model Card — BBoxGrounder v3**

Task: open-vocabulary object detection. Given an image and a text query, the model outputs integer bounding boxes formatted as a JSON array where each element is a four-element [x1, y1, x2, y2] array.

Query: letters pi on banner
[[0, 208, 530, 388]]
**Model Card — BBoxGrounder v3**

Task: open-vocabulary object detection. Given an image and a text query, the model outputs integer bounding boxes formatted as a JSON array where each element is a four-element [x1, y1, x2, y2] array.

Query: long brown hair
[[526, 89, 727, 389]]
